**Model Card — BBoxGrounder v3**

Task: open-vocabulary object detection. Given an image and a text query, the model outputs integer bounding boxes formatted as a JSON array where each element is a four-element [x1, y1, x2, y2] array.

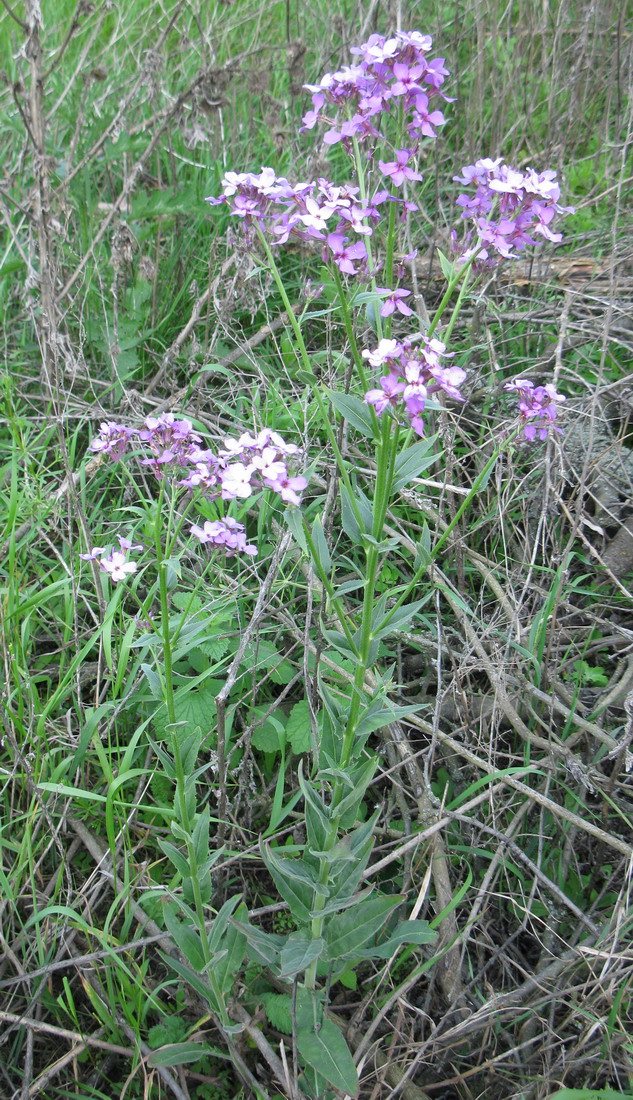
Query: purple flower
[[101, 552, 138, 582], [80, 547, 106, 561], [375, 287, 413, 317], [365, 373, 406, 415], [80, 542, 140, 583], [454, 159, 574, 261], [220, 462, 254, 501], [505, 378, 565, 440], [378, 149, 423, 187], [265, 473, 308, 506], [190, 519, 257, 557], [301, 30, 449, 150], [90, 422, 135, 460], [325, 233, 368, 275], [363, 336, 466, 434]]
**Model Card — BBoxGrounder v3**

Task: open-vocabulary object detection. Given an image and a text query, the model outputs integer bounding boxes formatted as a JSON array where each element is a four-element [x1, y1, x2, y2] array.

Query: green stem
[[427, 246, 481, 338], [330, 264, 370, 390], [154, 487, 211, 962], [255, 224, 369, 541]]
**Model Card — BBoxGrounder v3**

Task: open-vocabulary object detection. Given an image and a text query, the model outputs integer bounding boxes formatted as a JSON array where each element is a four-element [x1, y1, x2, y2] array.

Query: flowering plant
[[79, 28, 573, 1097]]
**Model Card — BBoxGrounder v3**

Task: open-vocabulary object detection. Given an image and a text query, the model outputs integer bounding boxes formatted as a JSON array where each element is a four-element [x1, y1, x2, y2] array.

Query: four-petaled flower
[[505, 378, 566, 440]]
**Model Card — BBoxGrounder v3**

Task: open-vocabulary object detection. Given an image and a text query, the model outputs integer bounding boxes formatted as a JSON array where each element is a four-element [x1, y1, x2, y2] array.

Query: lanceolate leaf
[[324, 894, 403, 960], [326, 389, 376, 438], [295, 989, 359, 1096], [355, 918, 437, 959], [392, 436, 438, 492], [279, 932, 324, 978]]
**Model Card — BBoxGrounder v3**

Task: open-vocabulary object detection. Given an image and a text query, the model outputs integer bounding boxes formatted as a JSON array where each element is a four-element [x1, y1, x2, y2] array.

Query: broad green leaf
[[335, 756, 379, 819], [340, 481, 362, 544], [231, 920, 286, 966], [546, 1092, 633, 1100], [153, 681, 218, 742], [207, 894, 243, 953], [142, 662, 163, 699], [285, 505, 309, 553], [355, 918, 437, 959], [162, 905, 206, 970], [309, 885, 374, 920], [241, 639, 294, 685], [325, 894, 403, 960], [158, 839, 191, 879], [437, 248, 456, 281], [299, 766, 330, 851], [286, 700, 312, 755], [311, 516, 331, 573], [392, 437, 438, 492], [371, 597, 429, 641], [355, 699, 425, 741], [260, 846, 315, 923], [213, 916, 246, 994], [148, 1042, 228, 1067], [261, 993, 293, 1035], [326, 389, 376, 438], [279, 932, 324, 978], [296, 990, 358, 1096], [159, 953, 220, 1014], [251, 707, 284, 753]]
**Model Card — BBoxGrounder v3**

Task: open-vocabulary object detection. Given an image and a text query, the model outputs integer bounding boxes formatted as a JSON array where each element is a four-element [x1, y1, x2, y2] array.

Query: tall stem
[[154, 486, 211, 961]]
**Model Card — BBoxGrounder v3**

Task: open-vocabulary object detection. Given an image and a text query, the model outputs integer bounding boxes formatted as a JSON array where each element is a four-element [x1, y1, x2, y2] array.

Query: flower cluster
[[205, 30, 450, 277], [80, 536, 142, 583], [505, 379, 566, 441], [90, 416, 306, 506], [190, 518, 256, 557], [207, 171, 382, 275], [85, 416, 307, 563], [454, 158, 574, 261], [363, 337, 466, 436], [302, 30, 449, 149]]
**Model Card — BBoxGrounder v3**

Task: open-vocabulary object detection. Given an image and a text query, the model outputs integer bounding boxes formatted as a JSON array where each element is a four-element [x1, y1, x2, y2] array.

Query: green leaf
[[261, 992, 293, 1035], [251, 708, 284, 753], [338, 966, 357, 990], [159, 953, 220, 1014], [356, 918, 436, 959], [340, 482, 362, 544], [414, 524, 432, 568], [142, 663, 163, 699], [286, 700, 313, 755], [158, 839, 191, 879], [279, 932, 324, 978], [437, 248, 456, 281], [148, 1017, 188, 1047], [285, 505, 309, 554], [153, 681, 218, 742], [206, 894, 243, 953], [260, 845, 316, 923], [241, 639, 294, 685], [326, 389, 376, 437], [392, 437, 438, 493], [311, 516, 331, 573], [546, 1092, 633, 1100], [231, 920, 286, 965], [299, 766, 330, 851], [325, 894, 403, 960], [213, 915, 246, 994], [371, 597, 429, 641], [148, 1042, 228, 1067], [162, 905, 206, 970], [296, 990, 358, 1096]]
